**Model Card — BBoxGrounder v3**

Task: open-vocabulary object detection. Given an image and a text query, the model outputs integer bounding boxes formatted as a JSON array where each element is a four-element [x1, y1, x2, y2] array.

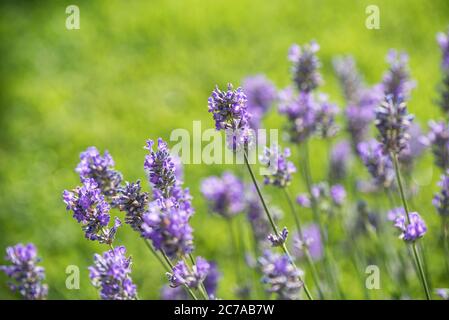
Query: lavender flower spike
[[433, 170, 449, 217], [76, 146, 122, 197], [89, 246, 137, 300], [333, 55, 364, 104], [208, 83, 250, 131], [357, 140, 395, 188], [259, 250, 304, 300], [63, 178, 120, 244], [330, 184, 346, 206], [268, 227, 289, 247], [426, 120, 449, 169], [142, 201, 194, 259], [167, 257, 210, 290], [0, 243, 48, 300], [113, 180, 149, 232], [292, 224, 323, 261], [289, 42, 322, 93], [381, 50, 415, 102], [144, 138, 176, 198], [392, 211, 427, 242], [375, 95, 414, 155], [242, 75, 277, 129], [201, 172, 245, 218], [260, 144, 296, 188]]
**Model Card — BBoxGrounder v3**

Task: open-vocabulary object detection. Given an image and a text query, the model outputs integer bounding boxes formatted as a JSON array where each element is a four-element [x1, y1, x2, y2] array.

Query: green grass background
[[0, 0, 448, 299]]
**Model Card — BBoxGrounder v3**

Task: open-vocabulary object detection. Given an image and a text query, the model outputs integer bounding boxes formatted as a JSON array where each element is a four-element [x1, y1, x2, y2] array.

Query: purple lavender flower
[[330, 184, 346, 206], [167, 257, 210, 290], [242, 75, 277, 129], [268, 227, 289, 247], [113, 180, 149, 232], [201, 172, 245, 218], [391, 211, 427, 242], [437, 74, 449, 115], [144, 138, 176, 198], [398, 123, 427, 172], [278, 89, 318, 143], [426, 120, 449, 169], [89, 246, 137, 300], [381, 50, 415, 103], [208, 83, 250, 131], [203, 261, 221, 298], [0, 243, 48, 300], [296, 194, 311, 208], [315, 94, 340, 138], [260, 145, 296, 188], [76, 146, 122, 197], [141, 201, 194, 259], [433, 171, 449, 217], [292, 224, 323, 261], [375, 95, 414, 154], [259, 250, 303, 300], [437, 28, 449, 70], [329, 140, 352, 181], [289, 42, 322, 93], [357, 140, 395, 188], [333, 55, 364, 104], [63, 178, 120, 244]]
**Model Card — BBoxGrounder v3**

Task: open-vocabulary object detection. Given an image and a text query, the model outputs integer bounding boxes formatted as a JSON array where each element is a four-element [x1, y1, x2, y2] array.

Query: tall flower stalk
[[375, 95, 431, 299]]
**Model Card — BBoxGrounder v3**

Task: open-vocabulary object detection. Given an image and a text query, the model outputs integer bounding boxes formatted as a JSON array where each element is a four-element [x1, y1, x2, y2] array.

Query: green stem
[[243, 151, 313, 300], [143, 239, 170, 272], [283, 188, 325, 299], [392, 153, 431, 300]]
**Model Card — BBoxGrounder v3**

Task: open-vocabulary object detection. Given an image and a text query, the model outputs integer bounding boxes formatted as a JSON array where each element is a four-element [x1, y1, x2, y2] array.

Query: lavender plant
[[0, 243, 48, 300]]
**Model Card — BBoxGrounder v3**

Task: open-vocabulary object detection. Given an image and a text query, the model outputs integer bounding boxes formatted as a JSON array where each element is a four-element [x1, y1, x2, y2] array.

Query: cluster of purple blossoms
[[381, 50, 415, 103], [242, 75, 277, 129], [76, 147, 122, 197], [0, 243, 48, 300], [433, 171, 449, 217], [436, 288, 449, 300], [268, 227, 289, 247], [201, 171, 245, 219], [144, 138, 177, 198], [259, 250, 303, 300], [278, 88, 319, 143], [288, 42, 322, 93], [89, 246, 137, 300], [63, 178, 120, 244], [425, 120, 449, 169], [208, 83, 250, 131], [167, 257, 210, 290], [141, 202, 194, 259], [329, 140, 352, 182], [315, 94, 340, 138], [259, 145, 296, 188], [333, 55, 364, 104], [113, 180, 149, 232], [357, 140, 395, 189], [292, 224, 323, 261], [389, 209, 427, 242], [375, 95, 414, 155]]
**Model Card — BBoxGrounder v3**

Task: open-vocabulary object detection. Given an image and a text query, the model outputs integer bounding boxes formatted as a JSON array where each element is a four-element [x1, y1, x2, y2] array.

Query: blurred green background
[[0, 0, 448, 299]]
